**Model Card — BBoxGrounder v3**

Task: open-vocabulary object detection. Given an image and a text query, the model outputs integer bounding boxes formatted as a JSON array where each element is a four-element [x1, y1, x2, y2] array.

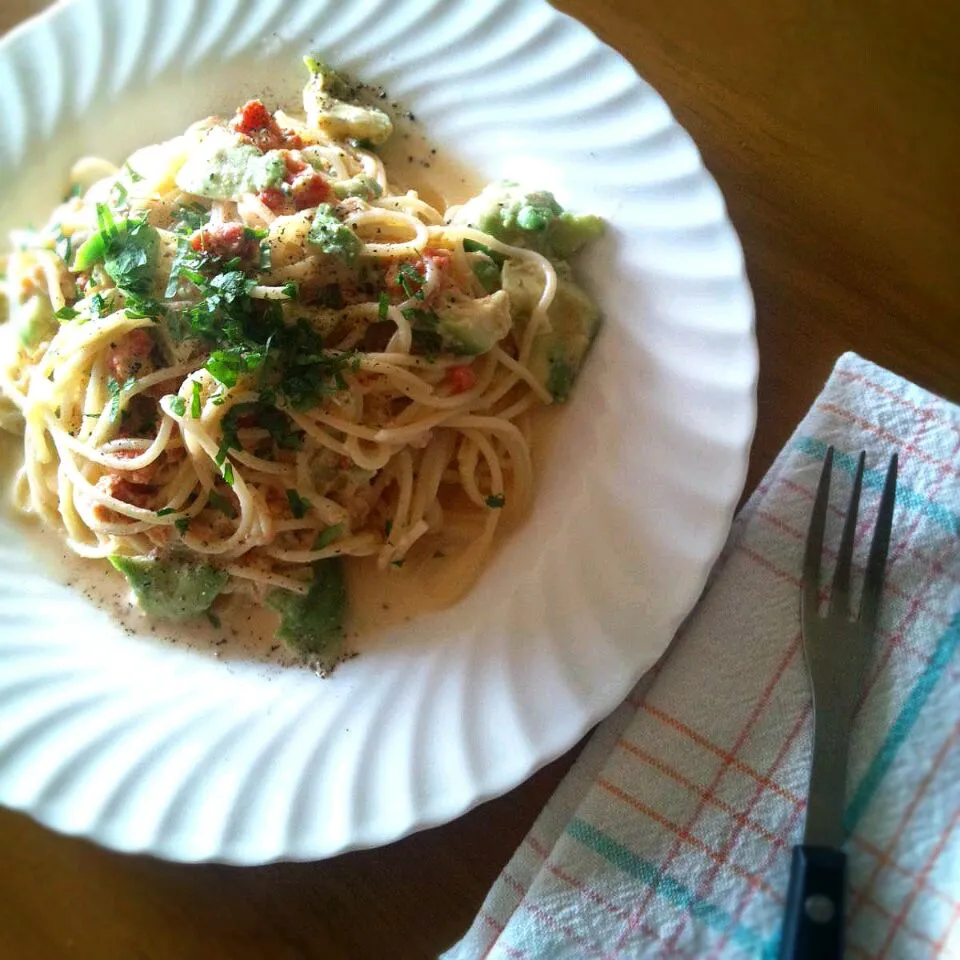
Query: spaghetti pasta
[[0, 60, 604, 658]]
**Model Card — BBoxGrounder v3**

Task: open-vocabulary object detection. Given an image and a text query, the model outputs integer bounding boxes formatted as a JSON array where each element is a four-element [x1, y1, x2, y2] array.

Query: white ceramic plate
[[0, 0, 756, 863]]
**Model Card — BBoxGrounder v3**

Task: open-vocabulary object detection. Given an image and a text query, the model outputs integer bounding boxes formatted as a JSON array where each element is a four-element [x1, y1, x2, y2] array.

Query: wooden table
[[2, 2, 958, 958]]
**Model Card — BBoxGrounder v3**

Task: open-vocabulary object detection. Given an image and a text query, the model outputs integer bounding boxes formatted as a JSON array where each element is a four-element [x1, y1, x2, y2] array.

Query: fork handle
[[778, 845, 846, 960]]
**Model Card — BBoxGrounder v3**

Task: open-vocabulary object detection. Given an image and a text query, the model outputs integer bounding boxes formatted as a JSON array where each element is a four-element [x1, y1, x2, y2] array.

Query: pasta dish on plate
[[0, 60, 603, 663]]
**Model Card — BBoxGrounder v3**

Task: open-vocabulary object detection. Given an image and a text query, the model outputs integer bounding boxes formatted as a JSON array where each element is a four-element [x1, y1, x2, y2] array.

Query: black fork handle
[[778, 845, 846, 960]]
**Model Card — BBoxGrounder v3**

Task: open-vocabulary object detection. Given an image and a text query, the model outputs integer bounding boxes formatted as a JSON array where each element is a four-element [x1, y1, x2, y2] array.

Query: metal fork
[[779, 446, 899, 960]]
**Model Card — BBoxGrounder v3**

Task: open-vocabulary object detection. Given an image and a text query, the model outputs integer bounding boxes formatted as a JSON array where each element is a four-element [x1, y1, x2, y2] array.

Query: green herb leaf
[[286, 489, 312, 519], [378, 291, 389, 321], [174, 517, 190, 535], [313, 523, 344, 550], [79, 212, 160, 295], [124, 162, 145, 183], [191, 380, 202, 419], [282, 281, 299, 300], [156, 507, 177, 517], [485, 493, 506, 508], [106, 375, 136, 421], [463, 237, 505, 265], [110, 181, 129, 207], [53, 226, 73, 265], [172, 202, 209, 234], [54, 306, 79, 320], [207, 491, 237, 519], [169, 395, 186, 417], [401, 306, 439, 329], [396, 262, 425, 299], [124, 293, 164, 319]]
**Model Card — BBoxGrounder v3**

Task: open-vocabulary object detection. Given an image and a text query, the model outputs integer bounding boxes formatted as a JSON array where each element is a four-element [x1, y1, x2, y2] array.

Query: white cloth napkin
[[445, 353, 960, 959]]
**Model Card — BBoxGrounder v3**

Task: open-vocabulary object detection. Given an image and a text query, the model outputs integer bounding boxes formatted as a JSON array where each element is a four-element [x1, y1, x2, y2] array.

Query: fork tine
[[828, 451, 866, 617], [802, 446, 834, 622], [859, 453, 898, 634]]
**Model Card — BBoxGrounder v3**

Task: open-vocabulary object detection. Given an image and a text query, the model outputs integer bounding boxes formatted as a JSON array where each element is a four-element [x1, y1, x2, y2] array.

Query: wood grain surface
[[1, 2, 957, 958]]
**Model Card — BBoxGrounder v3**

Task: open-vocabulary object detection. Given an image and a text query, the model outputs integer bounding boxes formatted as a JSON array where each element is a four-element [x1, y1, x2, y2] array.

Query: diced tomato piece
[[107, 328, 153, 380], [233, 100, 274, 134], [231, 99, 286, 151], [445, 364, 477, 394], [385, 260, 425, 297], [190, 222, 259, 262], [93, 474, 156, 520], [291, 173, 330, 210], [258, 187, 286, 212], [386, 249, 454, 299], [284, 154, 307, 176], [112, 449, 161, 485]]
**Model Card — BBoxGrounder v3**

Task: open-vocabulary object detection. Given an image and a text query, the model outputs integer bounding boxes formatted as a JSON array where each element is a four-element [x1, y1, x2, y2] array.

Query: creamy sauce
[[0, 101, 561, 669], [378, 115, 486, 211]]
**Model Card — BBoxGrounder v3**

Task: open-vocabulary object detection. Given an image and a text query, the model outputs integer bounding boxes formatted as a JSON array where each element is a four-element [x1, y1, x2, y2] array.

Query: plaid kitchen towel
[[444, 353, 960, 960]]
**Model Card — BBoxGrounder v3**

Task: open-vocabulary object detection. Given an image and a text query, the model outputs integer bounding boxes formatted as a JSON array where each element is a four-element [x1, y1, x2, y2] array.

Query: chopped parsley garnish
[[90, 293, 106, 319], [220, 461, 235, 486], [169, 395, 187, 417], [207, 491, 237, 518], [401, 306, 439, 329], [124, 162, 145, 182], [191, 380, 202, 419], [314, 523, 343, 550], [53, 226, 73, 265], [174, 517, 190, 535], [110, 181, 129, 207], [156, 507, 177, 517], [124, 293, 165, 319], [378, 291, 389, 321], [396, 262, 425, 300], [258, 235, 272, 271], [485, 493, 506, 508], [54, 305, 79, 320], [282, 281, 299, 300], [81, 204, 159, 294], [286, 489, 312, 519], [462, 238, 505, 265], [172, 202, 209, 234], [106, 375, 135, 421]]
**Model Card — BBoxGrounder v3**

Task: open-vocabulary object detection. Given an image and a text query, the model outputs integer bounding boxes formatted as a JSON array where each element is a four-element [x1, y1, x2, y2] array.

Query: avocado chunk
[[109, 555, 229, 620], [502, 259, 601, 401], [450, 182, 603, 260], [15, 294, 58, 349], [302, 59, 393, 146], [267, 557, 347, 658], [308, 204, 363, 264], [174, 127, 286, 201], [436, 290, 512, 355], [331, 174, 383, 200]]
